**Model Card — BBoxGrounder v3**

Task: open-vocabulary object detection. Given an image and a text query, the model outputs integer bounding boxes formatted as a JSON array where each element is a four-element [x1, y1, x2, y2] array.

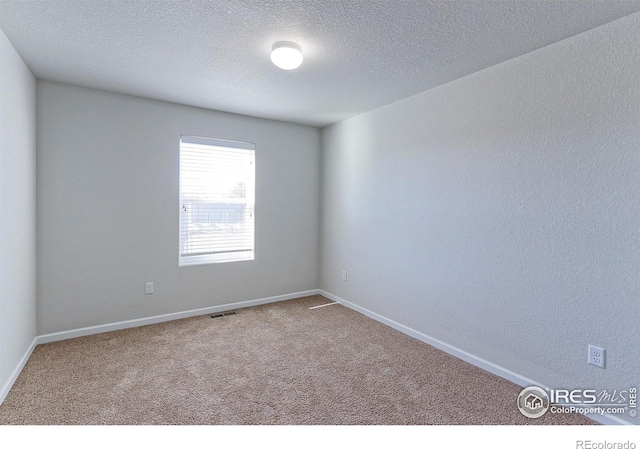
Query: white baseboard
[[37, 289, 320, 345], [318, 290, 633, 426], [0, 337, 37, 406]]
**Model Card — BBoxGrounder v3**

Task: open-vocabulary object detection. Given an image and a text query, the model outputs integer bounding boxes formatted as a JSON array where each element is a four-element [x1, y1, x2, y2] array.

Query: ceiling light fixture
[[270, 41, 303, 70]]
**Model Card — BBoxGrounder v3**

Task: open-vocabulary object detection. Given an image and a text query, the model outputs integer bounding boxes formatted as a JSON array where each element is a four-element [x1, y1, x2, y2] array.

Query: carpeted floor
[[0, 295, 595, 425]]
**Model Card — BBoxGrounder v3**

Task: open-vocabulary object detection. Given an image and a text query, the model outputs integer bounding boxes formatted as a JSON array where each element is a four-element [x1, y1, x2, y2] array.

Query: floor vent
[[210, 311, 238, 319]]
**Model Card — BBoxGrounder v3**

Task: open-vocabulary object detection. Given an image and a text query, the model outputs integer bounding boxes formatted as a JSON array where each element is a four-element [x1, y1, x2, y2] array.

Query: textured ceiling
[[1, 1, 640, 127]]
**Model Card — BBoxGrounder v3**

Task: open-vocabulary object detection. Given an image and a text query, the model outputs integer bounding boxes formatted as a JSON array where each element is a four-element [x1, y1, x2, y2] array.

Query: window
[[179, 136, 255, 266]]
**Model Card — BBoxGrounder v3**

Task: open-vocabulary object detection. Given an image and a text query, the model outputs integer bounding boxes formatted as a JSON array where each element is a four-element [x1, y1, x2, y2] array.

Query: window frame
[[178, 135, 256, 267]]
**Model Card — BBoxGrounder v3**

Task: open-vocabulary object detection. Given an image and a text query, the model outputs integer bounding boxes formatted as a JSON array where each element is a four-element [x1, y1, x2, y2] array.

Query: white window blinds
[[179, 136, 255, 266]]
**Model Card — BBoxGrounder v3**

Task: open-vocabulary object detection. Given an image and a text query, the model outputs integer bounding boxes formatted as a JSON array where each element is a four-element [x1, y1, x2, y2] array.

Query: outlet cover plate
[[588, 344, 605, 368]]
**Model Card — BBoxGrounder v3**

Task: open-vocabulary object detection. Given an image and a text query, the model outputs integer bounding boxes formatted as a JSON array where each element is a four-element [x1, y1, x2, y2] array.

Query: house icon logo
[[517, 386, 550, 418], [525, 394, 543, 410]]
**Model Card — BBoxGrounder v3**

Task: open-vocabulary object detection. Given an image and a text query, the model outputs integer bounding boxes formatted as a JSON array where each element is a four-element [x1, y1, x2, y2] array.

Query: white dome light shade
[[270, 41, 303, 70]]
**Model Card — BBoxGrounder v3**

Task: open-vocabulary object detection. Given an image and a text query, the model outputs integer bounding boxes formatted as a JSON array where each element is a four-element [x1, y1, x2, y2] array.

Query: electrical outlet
[[342, 270, 347, 281], [145, 282, 154, 295], [588, 344, 605, 368]]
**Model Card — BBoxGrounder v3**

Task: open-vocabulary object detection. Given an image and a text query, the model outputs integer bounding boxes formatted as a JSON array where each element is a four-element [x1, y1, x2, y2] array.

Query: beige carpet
[[0, 295, 594, 425]]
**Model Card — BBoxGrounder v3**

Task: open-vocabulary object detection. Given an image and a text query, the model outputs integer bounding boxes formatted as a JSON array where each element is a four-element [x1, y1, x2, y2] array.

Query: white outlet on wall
[[342, 270, 347, 281], [588, 344, 605, 368], [145, 282, 154, 295]]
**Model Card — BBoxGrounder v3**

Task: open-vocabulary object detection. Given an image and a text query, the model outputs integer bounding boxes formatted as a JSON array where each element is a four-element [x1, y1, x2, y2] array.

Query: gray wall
[[37, 81, 320, 334], [0, 30, 36, 396], [320, 12, 640, 422]]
